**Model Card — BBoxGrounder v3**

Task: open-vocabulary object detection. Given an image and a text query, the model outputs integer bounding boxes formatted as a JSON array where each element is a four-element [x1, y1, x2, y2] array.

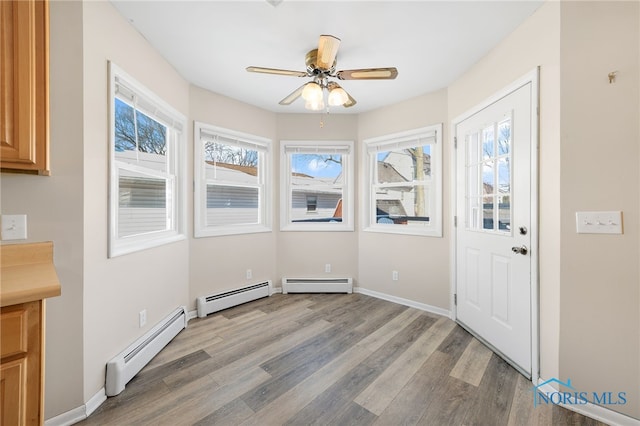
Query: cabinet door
[[0, 358, 28, 425], [0, 302, 43, 426], [0, 0, 49, 175]]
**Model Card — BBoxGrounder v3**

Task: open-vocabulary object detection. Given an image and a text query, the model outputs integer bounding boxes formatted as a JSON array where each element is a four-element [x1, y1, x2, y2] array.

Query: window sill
[[194, 225, 272, 238], [109, 232, 186, 258], [281, 223, 354, 232], [362, 225, 442, 237]]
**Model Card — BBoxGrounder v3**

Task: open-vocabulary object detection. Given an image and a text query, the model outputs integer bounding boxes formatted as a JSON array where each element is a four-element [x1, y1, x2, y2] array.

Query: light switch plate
[[1, 214, 28, 240], [576, 211, 622, 234]]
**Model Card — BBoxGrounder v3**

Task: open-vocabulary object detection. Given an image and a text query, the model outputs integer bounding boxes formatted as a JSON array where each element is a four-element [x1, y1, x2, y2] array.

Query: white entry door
[[455, 79, 535, 377]]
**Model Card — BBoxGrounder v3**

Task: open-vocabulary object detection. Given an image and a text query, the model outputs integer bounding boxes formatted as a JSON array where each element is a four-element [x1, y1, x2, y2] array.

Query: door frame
[[449, 68, 540, 381]]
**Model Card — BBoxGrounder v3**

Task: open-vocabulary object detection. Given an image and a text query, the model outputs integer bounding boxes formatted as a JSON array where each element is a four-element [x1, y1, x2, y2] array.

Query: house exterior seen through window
[[109, 62, 186, 257], [363, 124, 442, 237], [281, 141, 354, 231], [194, 122, 271, 237]]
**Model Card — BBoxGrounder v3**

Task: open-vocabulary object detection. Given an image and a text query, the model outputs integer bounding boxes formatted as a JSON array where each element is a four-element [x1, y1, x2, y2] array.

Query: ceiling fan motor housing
[[305, 49, 336, 75]]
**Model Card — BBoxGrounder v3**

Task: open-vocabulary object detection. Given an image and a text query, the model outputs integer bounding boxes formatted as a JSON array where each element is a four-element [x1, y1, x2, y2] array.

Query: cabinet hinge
[[454, 294, 457, 305], [454, 216, 457, 227], [454, 136, 457, 149]]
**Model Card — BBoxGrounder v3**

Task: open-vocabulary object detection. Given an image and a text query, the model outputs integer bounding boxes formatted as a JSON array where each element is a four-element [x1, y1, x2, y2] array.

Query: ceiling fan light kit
[[246, 34, 398, 112]]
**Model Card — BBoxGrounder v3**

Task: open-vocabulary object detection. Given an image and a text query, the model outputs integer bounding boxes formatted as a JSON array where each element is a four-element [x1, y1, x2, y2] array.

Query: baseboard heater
[[282, 277, 353, 294], [196, 281, 273, 318], [105, 306, 187, 397]]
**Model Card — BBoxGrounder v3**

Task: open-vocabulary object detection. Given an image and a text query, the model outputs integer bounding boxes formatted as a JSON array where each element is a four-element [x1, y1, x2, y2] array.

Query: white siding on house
[[291, 191, 341, 221]]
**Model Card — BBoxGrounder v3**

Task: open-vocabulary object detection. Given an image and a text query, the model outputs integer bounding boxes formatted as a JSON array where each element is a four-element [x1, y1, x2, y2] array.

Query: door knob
[[511, 245, 528, 255]]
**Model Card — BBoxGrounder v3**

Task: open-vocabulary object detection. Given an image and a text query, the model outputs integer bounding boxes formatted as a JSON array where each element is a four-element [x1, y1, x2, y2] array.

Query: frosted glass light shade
[[301, 82, 323, 102], [328, 87, 348, 106], [305, 98, 325, 111]]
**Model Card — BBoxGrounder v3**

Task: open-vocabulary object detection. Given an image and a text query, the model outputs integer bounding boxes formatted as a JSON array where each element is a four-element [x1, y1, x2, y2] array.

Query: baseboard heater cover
[[196, 281, 273, 318], [105, 306, 187, 397], [282, 277, 353, 294]]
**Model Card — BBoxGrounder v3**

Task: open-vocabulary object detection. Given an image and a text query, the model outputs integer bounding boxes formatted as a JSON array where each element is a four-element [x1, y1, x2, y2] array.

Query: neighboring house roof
[[380, 149, 432, 180], [378, 162, 408, 183], [206, 161, 257, 176]]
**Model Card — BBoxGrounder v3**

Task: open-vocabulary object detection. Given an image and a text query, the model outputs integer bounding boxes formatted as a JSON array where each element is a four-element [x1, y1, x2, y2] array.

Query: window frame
[[108, 62, 187, 258], [280, 140, 355, 232], [362, 124, 442, 237], [194, 122, 272, 237]]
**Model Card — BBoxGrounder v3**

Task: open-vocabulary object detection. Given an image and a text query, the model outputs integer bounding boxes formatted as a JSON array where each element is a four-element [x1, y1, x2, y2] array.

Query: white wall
[[275, 114, 359, 283], [1, 0, 87, 418], [189, 86, 277, 303], [357, 89, 450, 309], [559, 1, 639, 418], [81, 0, 191, 405]]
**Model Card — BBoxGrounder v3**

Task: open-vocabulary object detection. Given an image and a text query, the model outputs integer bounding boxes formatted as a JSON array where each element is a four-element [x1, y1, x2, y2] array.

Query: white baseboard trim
[[85, 388, 106, 417], [187, 309, 198, 321], [44, 388, 106, 426], [354, 286, 450, 318], [536, 379, 640, 426]]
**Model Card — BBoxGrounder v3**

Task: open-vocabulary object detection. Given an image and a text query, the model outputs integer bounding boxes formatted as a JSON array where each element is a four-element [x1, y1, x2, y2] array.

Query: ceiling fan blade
[[316, 34, 341, 71], [246, 66, 308, 77], [336, 67, 398, 80], [279, 84, 306, 105], [343, 92, 357, 108]]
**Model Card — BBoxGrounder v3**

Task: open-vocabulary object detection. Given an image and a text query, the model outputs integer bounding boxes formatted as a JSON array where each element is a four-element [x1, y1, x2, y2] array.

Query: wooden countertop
[[1, 241, 61, 307]]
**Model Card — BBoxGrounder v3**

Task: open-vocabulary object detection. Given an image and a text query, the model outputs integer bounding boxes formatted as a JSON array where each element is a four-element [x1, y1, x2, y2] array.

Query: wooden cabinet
[[1, 301, 43, 426], [0, 242, 61, 426], [0, 0, 50, 175]]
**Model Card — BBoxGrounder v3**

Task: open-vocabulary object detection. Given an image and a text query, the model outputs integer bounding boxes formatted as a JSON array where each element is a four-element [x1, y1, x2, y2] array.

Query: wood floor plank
[[362, 314, 437, 372], [507, 373, 553, 426], [240, 344, 374, 426], [210, 319, 332, 386], [417, 375, 474, 425], [137, 367, 268, 426], [116, 374, 220, 425], [283, 363, 380, 425], [374, 350, 456, 425], [240, 308, 421, 425], [356, 308, 423, 353], [78, 294, 606, 426], [326, 402, 377, 426], [462, 353, 519, 425], [284, 314, 438, 425], [241, 325, 366, 411], [436, 323, 474, 361], [192, 398, 255, 426], [354, 316, 456, 415], [259, 321, 364, 378], [449, 336, 494, 387]]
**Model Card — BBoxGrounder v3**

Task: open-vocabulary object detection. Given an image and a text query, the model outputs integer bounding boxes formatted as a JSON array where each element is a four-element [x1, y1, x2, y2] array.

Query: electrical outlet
[[325, 263, 331, 273], [139, 310, 147, 327], [246, 269, 252, 280], [392, 271, 399, 281], [1, 214, 27, 240]]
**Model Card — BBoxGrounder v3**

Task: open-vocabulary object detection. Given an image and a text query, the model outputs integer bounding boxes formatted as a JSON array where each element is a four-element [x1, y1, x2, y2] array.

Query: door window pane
[[466, 115, 512, 234]]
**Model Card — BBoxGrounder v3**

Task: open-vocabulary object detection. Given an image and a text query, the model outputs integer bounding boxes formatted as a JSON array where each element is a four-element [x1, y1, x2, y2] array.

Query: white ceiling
[[110, 1, 543, 114]]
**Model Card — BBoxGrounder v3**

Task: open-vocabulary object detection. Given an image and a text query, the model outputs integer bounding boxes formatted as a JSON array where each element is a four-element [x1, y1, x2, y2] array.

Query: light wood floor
[[80, 293, 605, 425]]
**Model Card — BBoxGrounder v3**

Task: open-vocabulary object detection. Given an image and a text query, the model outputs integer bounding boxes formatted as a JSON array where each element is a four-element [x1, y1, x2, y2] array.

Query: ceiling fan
[[246, 35, 398, 111]]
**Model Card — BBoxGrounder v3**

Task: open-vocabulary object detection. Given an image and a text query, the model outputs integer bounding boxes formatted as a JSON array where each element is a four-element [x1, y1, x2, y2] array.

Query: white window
[[108, 62, 186, 257], [194, 122, 271, 237], [363, 124, 442, 237], [280, 140, 354, 231]]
